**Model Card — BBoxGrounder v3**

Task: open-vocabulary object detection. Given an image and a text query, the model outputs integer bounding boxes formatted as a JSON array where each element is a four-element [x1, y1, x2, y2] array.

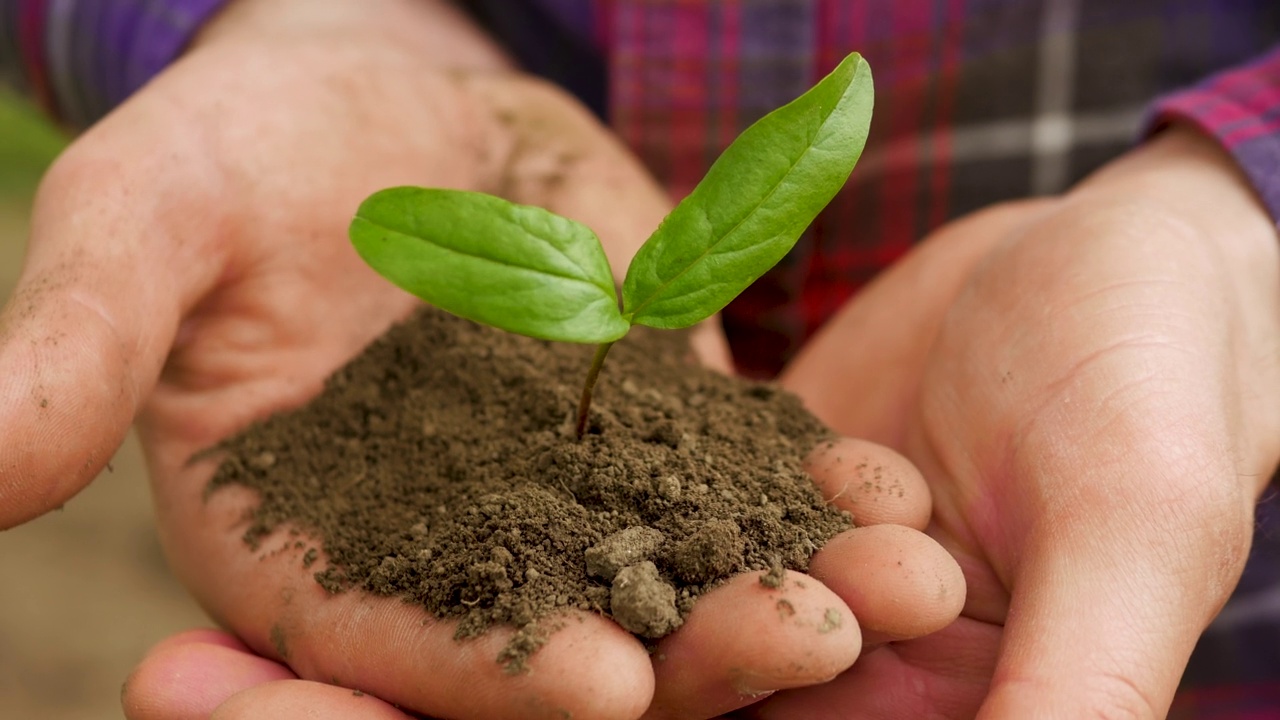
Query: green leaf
[[621, 52, 874, 329], [350, 187, 630, 344]]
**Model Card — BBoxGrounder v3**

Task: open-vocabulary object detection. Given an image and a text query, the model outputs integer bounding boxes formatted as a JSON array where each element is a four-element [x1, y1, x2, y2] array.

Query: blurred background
[[0, 91, 209, 719]]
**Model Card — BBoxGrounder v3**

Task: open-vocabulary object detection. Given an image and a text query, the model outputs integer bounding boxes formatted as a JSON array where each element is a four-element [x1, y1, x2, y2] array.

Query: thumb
[[975, 511, 1233, 720], [963, 381, 1254, 719], [0, 146, 223, 528]]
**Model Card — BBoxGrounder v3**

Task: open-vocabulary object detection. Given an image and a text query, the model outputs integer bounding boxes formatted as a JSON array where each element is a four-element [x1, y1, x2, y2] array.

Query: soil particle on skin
[[269, 624, 289, 660], [818, 608, 843, 634], [206, 308, 853, 670], [759, 559, 787, 589], [775, 599, 796, 618]]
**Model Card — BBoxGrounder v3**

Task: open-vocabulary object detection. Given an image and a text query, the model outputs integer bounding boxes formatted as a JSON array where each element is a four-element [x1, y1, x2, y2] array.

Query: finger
[[804, 437, 931, 529], [151, 476, 655, 720], [124, 629, 296, 720], [779, 200, 1054, 446], [743, 617, 999, 720], [973, 516, 1233, 720], [975, 556, 1174, 719], [806, 525, 965, 644], [211, 680, 413, 720], [643, 569, 860, 720], [143, 628, 255, 656], [0, 147, 224, 528]]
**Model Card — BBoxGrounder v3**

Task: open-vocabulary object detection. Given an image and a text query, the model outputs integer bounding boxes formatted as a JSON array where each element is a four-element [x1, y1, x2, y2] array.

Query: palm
[[772, 170, 1279, 717]]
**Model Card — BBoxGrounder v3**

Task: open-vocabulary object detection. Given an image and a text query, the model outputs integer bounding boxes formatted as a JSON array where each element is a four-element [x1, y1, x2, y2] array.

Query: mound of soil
[[207, 308, 852, 670]]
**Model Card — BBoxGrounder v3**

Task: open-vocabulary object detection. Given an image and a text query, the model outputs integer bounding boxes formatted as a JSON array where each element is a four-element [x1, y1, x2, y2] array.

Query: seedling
[[350, 53, 873, 439]]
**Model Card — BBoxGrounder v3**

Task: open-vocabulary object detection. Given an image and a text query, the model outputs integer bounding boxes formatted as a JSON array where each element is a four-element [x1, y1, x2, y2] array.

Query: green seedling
[[351, 53, 873, 439]]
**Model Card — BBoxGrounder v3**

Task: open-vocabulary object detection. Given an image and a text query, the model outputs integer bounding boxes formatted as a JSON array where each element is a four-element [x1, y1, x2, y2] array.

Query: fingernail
[[730, 669, 778, 698]]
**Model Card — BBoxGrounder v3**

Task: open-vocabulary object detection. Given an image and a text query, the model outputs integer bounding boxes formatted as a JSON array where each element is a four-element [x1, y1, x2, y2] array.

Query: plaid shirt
[[4, 1, 1280, 716]]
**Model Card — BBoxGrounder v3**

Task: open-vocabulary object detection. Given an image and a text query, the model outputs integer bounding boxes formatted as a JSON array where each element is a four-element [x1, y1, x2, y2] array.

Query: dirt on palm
[[206, 307, 853, 670]]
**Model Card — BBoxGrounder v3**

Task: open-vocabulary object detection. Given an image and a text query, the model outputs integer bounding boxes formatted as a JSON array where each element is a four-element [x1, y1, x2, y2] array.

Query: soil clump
[[207, 308, 852, 670]]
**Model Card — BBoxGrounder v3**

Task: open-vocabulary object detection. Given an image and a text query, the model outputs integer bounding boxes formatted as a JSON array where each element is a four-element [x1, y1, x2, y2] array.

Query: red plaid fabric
[[577, 0, 1280, 377], [1170, 683, 1280, 720], [4, 1, 1280, 715]]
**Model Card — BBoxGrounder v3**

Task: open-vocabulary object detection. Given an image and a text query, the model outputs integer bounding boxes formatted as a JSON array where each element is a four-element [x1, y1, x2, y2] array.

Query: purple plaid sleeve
[[0, 0, 231, 126], [1147, 45, 1280, 225]]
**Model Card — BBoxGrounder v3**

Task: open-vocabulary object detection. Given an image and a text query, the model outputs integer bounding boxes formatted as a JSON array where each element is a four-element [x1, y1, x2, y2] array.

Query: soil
[[206, 307, 853, 671]]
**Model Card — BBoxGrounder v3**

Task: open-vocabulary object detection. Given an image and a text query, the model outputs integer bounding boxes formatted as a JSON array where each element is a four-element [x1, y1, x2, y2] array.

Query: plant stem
[[575, 341, 615, 440]]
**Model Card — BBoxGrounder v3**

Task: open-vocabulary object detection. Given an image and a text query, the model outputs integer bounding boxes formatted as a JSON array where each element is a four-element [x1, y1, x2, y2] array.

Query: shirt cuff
[[1144, 45, 1280, 227]]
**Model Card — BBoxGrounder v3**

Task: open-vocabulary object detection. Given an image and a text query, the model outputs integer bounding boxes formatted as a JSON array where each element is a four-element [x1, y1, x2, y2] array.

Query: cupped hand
[[768, 125, 1280, 718], [0, 1, 963, 718], [121, 437, 963, 720]]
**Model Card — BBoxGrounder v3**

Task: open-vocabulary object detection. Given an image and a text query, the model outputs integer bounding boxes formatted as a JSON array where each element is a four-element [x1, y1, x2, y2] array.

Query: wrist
[[1072, 124, 1278, 261]]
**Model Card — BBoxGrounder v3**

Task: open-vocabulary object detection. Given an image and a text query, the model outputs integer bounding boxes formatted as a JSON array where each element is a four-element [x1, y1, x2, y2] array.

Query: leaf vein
[[358, 217, 612, 295]]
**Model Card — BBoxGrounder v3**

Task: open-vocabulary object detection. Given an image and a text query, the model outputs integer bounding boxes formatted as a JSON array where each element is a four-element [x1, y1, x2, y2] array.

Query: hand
[[767, 125, 1280, 718], [0, 1, 962, 717], [122, 437, 963, 720]]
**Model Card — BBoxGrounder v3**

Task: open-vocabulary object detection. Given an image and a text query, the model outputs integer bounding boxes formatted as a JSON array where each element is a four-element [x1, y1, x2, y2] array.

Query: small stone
[[645, 421, 682, 448], [679, 433, 698, 452], [524, 568, 541, 582], [584, 526, 666, 581], [656, 475, 682, 500], [610, 562, 682, 639], [468, 561, 512, 592], [670, 519, 744, 584], [249, 452, 276, 470]]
